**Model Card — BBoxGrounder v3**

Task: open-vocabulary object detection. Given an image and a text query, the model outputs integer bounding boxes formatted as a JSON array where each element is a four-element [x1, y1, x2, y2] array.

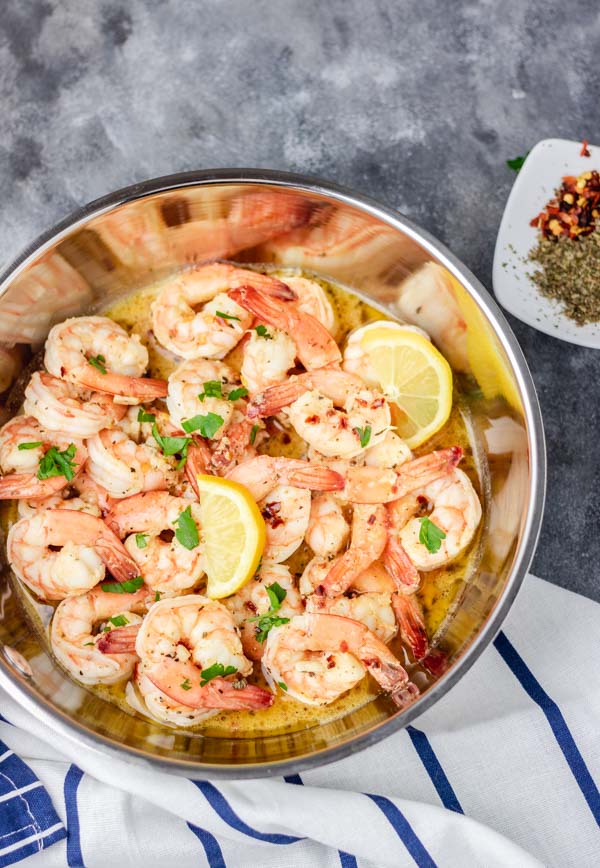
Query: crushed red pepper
[[580, 139, 591, 158], [530, 170, 600, 239]]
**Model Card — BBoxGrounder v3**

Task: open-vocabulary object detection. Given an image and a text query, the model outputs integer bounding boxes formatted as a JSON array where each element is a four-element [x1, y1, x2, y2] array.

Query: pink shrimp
[[226, 455, 344, 501], [228, 285, 341, 369], [319, 504, 388, 597]]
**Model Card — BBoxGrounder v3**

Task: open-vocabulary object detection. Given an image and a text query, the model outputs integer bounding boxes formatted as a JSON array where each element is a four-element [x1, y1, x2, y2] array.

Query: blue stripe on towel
[[187, 822, 226, 868], [0, 737, 66, 867], [194, 780, 302, 844], [494, 630, 600, 827], [64, 765, 84, 868], [283, 773, 358, 867], [366, 793, 438, 868], [406, 726, 464, 814]]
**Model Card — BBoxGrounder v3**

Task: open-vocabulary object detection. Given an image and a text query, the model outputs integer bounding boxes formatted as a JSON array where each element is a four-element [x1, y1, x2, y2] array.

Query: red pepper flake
[[261, 501, 284, 528], [340, 640, 348, 653], [326, 654, 336, 669], [580, 139, 591, 158], [305, 414, 320, 424], [531, 170, 600, 239], [367, 513, 376, 526], [245, 600, 258, 613]]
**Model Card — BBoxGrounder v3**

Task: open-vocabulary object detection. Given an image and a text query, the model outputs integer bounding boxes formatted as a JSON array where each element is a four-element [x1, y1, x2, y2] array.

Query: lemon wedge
[[196, 475, 265, 599], [360, 325, 453, 448]]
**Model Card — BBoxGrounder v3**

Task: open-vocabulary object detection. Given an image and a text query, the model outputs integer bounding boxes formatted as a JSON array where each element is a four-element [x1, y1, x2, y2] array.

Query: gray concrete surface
[[1, 0, 598, 599]]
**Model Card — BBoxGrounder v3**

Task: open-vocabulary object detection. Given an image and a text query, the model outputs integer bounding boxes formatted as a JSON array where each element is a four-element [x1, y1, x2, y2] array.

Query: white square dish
[[493, 137, 600, 348]]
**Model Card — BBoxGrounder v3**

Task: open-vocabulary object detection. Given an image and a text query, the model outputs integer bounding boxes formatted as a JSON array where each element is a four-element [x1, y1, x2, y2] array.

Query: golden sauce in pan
[[4, 266, 484, 737]]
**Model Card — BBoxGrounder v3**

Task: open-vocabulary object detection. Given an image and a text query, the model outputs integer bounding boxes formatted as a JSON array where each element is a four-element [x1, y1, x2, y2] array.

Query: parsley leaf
[[215, 311, 241, 321], [418, 516, 446, 554], [88, 354, 107, 374], [250, 424, 259, 445], [181, 678, 192, 691], [37, 444, 77, 482], [254, 324, 272, 339], [135, 533, 148, 549], [227, 386, 248, 401], [154, 591, 161, 602], [277, 681, 288, 692], [199, 662, 237, 686], [18, 441, 43, 450], [181, 412, 223, 439], [506, 153, 528, 172], [101, 576, 144, 594], [249, 581, 290, 643], [109, 614, 129, 627], [152, 423, 191, 469], [198, 380, 223, 401], [174, 505, 199, 550], [354, 425, 372, 448], [137, 409, 156, 423]]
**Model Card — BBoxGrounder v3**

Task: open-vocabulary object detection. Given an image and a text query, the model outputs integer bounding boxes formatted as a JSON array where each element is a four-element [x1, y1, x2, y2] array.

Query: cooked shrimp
[[106, 491, 204, 593], [151, 262, 295, 360], [7, 509, 138, 600], [248, 369, 390, 459], [51, 587, 148, 685], [86, 410, 176, 499], [226, 455, 344, 501], [283, 276, 336, 333], [0, 416, 87, 500], [260, 485, 311, 563], [364, 430, 412, 470], [302, 558, 397, 644], [24, 371, 126, 438], [229, 285, 341, 369], [224, 562, 304, 660], [387, 467, 481, 570], [342, 320, 429, 384], [262, 612, 415, 706], [319, 503, 388, 597], [305, 493, 350, 557], [240, 327, 296, 395], [126, 661, 218, 727], [166, 358, 240, 434], [17, 470, 112, 520], [209, 415, 258, 475], [44, 316, 167, 402], [131, 596, 273, 710], [341, 446, 463, 503]]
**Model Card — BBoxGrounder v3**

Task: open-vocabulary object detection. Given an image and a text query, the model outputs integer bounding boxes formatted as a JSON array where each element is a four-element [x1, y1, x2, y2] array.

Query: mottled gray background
[[1, 0, 599, 599]]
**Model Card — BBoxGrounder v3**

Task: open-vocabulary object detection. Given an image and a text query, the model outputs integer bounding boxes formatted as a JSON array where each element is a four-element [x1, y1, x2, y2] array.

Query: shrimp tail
[[185, 440, 213, 496], [285, 465, 345, 491], [145, 658, 274, 709], [247, 380, 305, 418], [97, 624, 140, 654], [391, 592, 429, 660], [73, 367, 168, 400], [383, 537, 421, 594], [390, 681, 420, 708], [0, 473, 70, 500]]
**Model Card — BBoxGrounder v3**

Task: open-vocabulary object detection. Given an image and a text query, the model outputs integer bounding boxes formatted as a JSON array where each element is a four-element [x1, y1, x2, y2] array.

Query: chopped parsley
[[506, 153, 528, 172], [135, 533, 148, 549], [88, 354, 107, 374], [174, 505, 199, 550], [109, 614, 129, 627], [199, 662, 237, 686], [277, 681, 288, 692], [249, 581, 290, 643], [249, 424, 259, 445], [181, 412, 223, 439], [154, 591, 161, 602], [18, 441, 43, 450], [418, 516, 447, 554], [37, 444, 77, 482], [227, 386, 248, 401], [152, 423, 191, 469], [198, 380, 223, 401], [101, 576, 144, 594], [215, 311, 241, 321], [137, 409, 156, 423], [354, 425, 372, 448], [254, 324, 272, 339], [180, 678, 192, 691]]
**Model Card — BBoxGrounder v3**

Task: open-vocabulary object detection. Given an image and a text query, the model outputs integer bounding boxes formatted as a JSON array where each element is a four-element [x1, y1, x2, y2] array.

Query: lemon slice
[[360, 325, 453, 448], [196, 475, 265, 599]]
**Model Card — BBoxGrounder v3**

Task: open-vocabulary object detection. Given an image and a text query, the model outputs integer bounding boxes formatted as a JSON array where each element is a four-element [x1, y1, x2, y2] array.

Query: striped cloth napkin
[[0, 573, 598, 868]]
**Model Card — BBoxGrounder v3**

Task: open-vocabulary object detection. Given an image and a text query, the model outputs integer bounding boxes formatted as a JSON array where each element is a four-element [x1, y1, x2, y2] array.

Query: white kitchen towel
[[0, 573, 598, 868]]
